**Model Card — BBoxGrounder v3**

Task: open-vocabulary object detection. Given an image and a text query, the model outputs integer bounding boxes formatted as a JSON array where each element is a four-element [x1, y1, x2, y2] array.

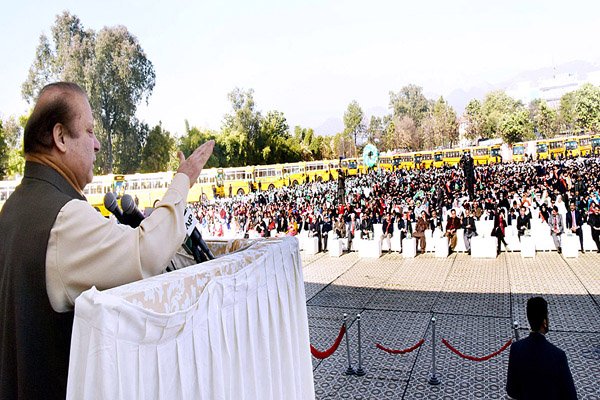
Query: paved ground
[[302, 250, 600, 399]]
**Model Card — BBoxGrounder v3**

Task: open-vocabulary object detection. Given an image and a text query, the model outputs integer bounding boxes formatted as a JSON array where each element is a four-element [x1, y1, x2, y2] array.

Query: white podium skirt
[[67, 237, 315, 400]]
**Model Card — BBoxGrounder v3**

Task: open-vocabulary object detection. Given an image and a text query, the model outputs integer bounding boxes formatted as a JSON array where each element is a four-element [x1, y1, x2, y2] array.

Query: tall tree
[[463, 99, 484, 140], [21, 11, 155, 174], [480, 91, 522, 138], [366, 116, 383, 146], [140, 124, 175, 173], [529, 99, 558, 138], [220, 88, 261, 166], [499, 109, 533, 144], [393, 116, 420, 151], [389, 84, 430, 126], [431, 97, 459, 147], [342, 100, 365, 156], [574, 83, 600, 133]]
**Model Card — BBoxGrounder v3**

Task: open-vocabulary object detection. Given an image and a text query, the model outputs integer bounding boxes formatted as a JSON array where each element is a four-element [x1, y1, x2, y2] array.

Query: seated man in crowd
[[462, 208, 478, 255], [516, 206, 531, 239], [413, 210, 428, 253], [445, 209, 461, 252], [360, 212, 374, 240]]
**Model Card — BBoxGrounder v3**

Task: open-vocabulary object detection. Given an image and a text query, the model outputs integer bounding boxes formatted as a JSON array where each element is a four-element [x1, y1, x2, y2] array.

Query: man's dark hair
[[23, 82, 87, 154], [527, 296, 548, 331]]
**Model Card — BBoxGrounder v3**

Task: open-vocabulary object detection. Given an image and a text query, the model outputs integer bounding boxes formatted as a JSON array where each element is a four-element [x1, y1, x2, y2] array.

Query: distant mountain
[[314, 117, 343, 136]]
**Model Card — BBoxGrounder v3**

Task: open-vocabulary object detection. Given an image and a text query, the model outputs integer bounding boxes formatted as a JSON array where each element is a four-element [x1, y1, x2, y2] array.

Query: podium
[[67, 237, 315, 400]]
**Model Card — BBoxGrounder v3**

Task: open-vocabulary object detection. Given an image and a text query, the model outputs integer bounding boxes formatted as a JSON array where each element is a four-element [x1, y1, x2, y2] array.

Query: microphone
[[103, 192, 127, 225], [183, 207, 215, 262], [121, 194, 145, 228]]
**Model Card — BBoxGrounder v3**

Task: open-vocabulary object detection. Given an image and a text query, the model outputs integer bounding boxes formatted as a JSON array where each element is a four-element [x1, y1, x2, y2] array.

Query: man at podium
[[0, 82, 214, 400]]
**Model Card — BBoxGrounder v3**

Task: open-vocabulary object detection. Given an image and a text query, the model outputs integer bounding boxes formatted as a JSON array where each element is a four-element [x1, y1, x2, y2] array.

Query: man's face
[[62, 95, 100, 189], [570, 203, 575, 212], [520, 208, 526, 216]]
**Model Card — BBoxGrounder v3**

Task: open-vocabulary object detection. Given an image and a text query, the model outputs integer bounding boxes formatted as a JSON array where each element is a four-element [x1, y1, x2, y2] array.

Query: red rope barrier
[[310, 325, 347, 359], [375, 339, 425, 355], [441, 338, 513, 362]]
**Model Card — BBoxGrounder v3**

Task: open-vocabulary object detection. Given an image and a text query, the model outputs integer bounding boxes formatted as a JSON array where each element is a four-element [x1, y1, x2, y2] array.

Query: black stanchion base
[[355, 367, 366, 376], [428, 373, 441, 385], [344, 367, 356, 376]]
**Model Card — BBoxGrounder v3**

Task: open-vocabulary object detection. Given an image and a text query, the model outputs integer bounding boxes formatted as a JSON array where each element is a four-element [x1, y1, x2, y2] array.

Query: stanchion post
[[343, 313, 356, 375], [355, 314, 365, 376], [428, 315, 441, 385], [513, 321, 520, 341]]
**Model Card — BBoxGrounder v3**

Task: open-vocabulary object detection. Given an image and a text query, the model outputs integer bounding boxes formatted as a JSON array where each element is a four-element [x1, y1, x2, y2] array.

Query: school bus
[[414, 150, 434, 169], [378, 155, 393, 171], [305, 160, 333, 182], [397, 154, 414, 170], [283, 162, 305, 187], [548, 138, 566, 159], [341, 157, 359, 176], [512, 143, 525, 162], [536, 140, 549, 160], [443, 149, 462, 167], [576, 135, 591, 156], [85, 174, 128, 216], [433, 151, 444, 168], [489, 144, 502, 164], [471, 146, 490, 165], [592, 134, 600, 155], [253, 164, 285, 191]]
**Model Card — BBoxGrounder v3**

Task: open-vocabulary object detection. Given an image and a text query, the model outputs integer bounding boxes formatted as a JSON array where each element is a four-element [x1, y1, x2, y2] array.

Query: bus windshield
[[537, 143, 548, 153], [513, 146, 524, 155], [565, 141, 577, 151]]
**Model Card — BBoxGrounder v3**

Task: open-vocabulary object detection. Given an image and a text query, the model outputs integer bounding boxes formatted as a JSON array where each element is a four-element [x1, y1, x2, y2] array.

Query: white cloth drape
[[67, 237, 314, 400]]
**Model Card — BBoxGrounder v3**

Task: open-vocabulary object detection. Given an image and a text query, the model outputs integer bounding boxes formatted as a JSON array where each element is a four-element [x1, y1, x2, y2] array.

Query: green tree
[[529, 99, 558, 138], [366, 116, 383, 145], [220, 88, 261, 166], [463, 99, 484, 140], [480, 91, 522, 138], [389, 84, 430, 126], [342, 100, 364, 156], [0, 121, 9, 179], [1, 115, 27, 178], [499, 109, 533, 144], [574, 83, 600, 133], [558, 91, 577, 133], [431, 97, 458, 147], [179, 121, 222, 168], [22, 11, 155, 174], [140, 124, 175, 172]]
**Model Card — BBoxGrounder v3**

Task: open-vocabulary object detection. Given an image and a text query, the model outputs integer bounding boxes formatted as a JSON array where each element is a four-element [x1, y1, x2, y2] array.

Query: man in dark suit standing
[[506, 297, 577, 400], [565, 202, 584, 252]]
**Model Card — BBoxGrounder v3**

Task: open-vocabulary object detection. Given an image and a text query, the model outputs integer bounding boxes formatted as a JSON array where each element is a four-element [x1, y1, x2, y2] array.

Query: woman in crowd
[[492, 208, 509, 255]]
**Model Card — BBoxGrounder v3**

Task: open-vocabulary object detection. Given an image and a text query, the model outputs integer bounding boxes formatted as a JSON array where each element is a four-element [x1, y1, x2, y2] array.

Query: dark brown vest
[[0, 162, 85, 399]]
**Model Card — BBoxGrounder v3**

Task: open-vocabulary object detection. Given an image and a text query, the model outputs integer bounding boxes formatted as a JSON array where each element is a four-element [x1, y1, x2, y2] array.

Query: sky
[[2, 0, 600, 136]]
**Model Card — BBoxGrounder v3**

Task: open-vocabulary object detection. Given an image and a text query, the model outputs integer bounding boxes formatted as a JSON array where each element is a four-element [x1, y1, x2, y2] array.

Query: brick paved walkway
[[303, 251, 600, 399]]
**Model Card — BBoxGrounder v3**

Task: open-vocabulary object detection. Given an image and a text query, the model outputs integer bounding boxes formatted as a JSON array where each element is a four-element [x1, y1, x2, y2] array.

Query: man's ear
[[53, 123, 67, 153]]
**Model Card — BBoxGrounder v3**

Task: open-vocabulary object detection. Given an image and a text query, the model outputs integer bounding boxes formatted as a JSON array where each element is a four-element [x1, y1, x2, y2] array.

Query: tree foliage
[[140, 124, 176, 173], [389, 84, 430, 126], [342, 100, 365, 156], [21, 11, 155, 174]]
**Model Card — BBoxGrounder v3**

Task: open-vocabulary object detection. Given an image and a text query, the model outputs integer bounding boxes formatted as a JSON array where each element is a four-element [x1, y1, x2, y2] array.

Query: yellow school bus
[[512, 143, 525, 162], [443, 149, 462, 167], [222, 166, 254, 196], [489, 144, 502, 164], [305, 160, 333, 182], [397, 154, 414, 170], [283, 162, 305, 187], [85, 174, 128, 216], [548, 138, 565, 159], [575, 135, 591, 157], [433, 151, 444, 168], [341, 157, 359, 176], [592, 134, 600, 156], [414, 150, 434, 169], [378, 155, 393, 171], [253, 164, 285, 191], [471, 146, 490, 165], [536, 140, 549, 160]]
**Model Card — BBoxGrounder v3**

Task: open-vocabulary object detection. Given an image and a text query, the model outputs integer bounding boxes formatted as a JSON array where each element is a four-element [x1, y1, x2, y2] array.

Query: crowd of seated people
[[188, 155, 600, 255]]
